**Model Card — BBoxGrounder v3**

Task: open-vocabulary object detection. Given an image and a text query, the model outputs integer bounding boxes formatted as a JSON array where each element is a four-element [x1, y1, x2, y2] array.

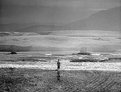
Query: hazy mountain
[[0, 6, 120, 37], [0, 32, 11, 36], [1, 6, 120, 33], [0, 23, 62, 35], [63, 7, 121, 31], [14, 25, 62, 35], [0, 23, 32, 32], [0, 32, 40, 36], [0, 45, 32, 52]]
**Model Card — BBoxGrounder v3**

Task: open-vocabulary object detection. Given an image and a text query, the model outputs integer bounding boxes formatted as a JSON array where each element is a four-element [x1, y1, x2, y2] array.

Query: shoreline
[[0, 62, 121, 72]]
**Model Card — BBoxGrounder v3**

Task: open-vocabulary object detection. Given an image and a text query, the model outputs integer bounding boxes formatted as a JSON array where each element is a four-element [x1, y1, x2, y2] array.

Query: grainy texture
[[0, 68, 121, 92]]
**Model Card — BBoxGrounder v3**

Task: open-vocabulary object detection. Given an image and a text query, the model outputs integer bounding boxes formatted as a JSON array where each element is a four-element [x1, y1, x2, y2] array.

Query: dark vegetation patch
[[10, 51, 17, 54]]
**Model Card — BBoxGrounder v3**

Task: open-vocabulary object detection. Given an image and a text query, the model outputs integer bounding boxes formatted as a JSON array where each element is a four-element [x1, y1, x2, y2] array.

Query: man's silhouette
[[57, 59, 60, 69], [57, 59, 61, 81]]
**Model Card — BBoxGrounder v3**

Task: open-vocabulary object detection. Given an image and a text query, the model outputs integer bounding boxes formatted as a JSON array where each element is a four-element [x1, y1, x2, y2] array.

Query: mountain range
[[0, 6, 121, 33], [62, 6, 121, 31]]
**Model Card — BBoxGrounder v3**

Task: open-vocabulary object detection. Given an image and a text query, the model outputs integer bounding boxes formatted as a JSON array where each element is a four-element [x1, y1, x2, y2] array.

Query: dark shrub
[[10, 51, 17, 54]]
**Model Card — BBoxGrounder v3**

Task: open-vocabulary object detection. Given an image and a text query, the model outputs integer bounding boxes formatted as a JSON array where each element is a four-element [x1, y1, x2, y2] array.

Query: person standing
[[57, 59, 60, 81], [57, 59, 60, 70]]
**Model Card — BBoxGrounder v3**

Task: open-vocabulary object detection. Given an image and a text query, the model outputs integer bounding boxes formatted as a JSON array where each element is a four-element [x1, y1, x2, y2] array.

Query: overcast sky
[[1, 0, 121, 25]]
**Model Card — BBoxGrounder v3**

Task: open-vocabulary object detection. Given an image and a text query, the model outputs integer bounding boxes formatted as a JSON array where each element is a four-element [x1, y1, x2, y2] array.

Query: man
[[57, 59, 61, 81], [57, 59, 60, 69]]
